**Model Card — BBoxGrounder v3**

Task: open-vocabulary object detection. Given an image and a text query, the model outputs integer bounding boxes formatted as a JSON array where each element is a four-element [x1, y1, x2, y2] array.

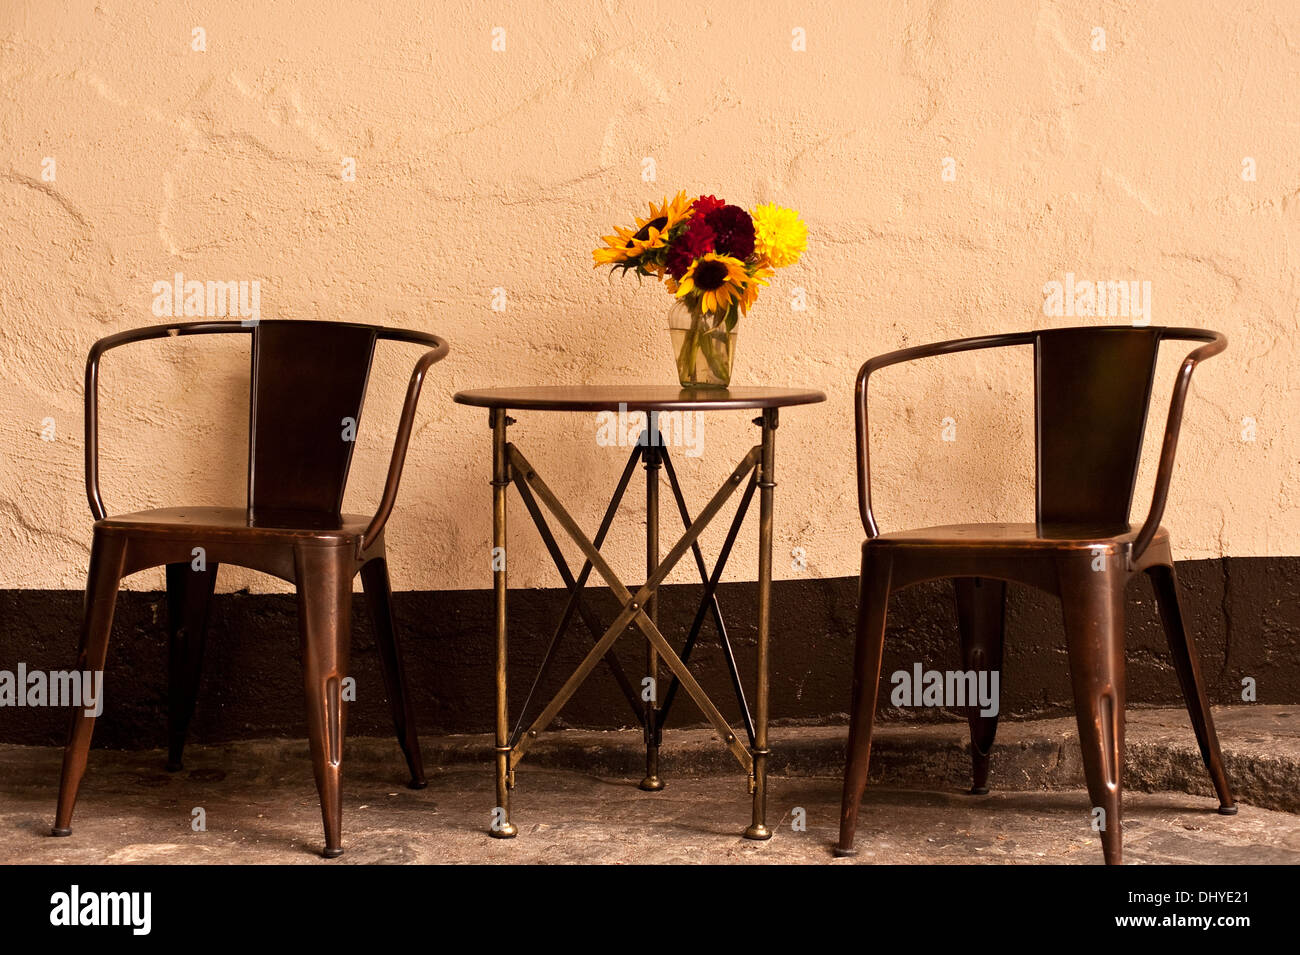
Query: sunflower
[[675, 253, 750, 314], [751, 203, 807, 268], [592, 191, 694, 274], [738, 265, 774, 314]]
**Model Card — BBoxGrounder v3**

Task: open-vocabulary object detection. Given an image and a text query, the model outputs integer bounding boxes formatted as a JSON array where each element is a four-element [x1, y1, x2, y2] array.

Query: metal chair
[[52, 319, 448, 858], [836, 324, 1235, 864]]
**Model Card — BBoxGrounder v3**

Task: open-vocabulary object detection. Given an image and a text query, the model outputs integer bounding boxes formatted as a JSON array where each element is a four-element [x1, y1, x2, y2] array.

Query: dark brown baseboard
[[0, 556, 1295, 747]]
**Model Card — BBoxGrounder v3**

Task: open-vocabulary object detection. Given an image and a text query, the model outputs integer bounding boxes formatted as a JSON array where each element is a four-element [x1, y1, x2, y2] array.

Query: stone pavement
[[3, 706, 1297, 864]]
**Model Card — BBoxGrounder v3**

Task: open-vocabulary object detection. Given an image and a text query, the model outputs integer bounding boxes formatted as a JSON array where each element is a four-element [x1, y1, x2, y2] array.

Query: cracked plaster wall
[[1, 0, 1297, 596]]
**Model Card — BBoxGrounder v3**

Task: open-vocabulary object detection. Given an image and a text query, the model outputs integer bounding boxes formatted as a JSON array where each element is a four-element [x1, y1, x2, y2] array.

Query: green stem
[[697, 312, 731, 382], [677, 309, 704, 383]]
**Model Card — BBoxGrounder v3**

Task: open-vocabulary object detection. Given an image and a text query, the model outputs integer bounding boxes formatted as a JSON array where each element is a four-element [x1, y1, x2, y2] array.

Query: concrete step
[[414, 705, 1300, 813]]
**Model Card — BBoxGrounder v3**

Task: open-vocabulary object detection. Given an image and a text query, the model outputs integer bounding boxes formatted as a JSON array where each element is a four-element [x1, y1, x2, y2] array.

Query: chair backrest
[[1033, 326, 1160, 526], [85, 319, 449, 536], [248, 320, 378, 523], [855, 323, 1225, 547]]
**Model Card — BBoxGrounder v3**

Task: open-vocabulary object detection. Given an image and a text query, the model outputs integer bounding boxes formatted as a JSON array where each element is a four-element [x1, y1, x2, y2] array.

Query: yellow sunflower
[[592, 191, 694, 273], [738, 265, 774, 314], [676, 253, 750, 314], [751, 203, 807, 268]]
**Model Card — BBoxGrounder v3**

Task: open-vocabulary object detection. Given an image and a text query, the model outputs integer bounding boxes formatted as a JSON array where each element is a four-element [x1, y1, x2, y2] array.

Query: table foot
[[743, 823, 772, 841], [638, 775, 665, 792], [489, 823, 518, 839], [832, 846, 857, 858]]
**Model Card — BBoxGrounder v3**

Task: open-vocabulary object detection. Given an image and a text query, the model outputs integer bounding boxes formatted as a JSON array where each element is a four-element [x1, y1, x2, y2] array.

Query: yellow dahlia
[[751, 203, 807, 268], [676, 254, 749, 315]]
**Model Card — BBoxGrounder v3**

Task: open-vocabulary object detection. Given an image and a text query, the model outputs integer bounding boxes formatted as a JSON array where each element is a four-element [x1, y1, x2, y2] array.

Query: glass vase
[[668, 299, 738, 389]]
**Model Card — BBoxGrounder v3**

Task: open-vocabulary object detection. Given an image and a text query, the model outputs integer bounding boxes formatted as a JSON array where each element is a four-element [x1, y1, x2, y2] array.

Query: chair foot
[[361, 557, 428, 798], [837, 550, 892, 868], [638, 775, 665, 792], [1058, 558, 1126, 866], [407, 777, 427, 790], [743, 823, 772, 841], [297, 546, 353, 865], [1146, 562, 1237, 811], [50, 827, 72, 837], [1218, 803, 1238, 815], [832, 845, 857, 858], [489, 824, 518, 839], [52, 532, 126, 841], [165, 560, 218, 784], [956, 577, 1006, 803]]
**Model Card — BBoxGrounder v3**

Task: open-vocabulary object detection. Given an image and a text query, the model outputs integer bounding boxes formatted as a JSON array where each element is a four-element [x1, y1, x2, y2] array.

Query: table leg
[[745, 409, 777, 840], [640, 423, 665, 791], [490, 408, 518, 838]]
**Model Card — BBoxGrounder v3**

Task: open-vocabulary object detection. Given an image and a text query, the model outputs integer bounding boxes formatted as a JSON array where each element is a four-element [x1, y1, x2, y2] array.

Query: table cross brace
[[506, 446, 646, 745], [505, 441, 761, 773], [657, 444, 758, 745]]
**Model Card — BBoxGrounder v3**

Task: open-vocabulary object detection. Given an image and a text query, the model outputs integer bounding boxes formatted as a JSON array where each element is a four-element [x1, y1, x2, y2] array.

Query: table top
[[453, 385, 827, 413]]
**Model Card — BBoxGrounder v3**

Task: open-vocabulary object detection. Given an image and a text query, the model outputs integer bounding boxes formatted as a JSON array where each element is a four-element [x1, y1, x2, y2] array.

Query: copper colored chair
[[52, 319, 448, 858], [836, 325, 1235, 865]]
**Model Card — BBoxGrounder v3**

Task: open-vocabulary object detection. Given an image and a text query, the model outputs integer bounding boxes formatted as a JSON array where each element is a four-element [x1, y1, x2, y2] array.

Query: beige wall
[[1, 1, 1296, 594]]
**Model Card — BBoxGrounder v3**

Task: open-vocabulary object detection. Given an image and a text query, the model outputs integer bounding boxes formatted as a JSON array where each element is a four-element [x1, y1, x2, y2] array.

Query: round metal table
[[453, 385, 826, 840]]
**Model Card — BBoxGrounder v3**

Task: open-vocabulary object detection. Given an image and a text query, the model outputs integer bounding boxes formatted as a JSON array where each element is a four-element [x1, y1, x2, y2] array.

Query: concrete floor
[[4, 726, 1299, 864]]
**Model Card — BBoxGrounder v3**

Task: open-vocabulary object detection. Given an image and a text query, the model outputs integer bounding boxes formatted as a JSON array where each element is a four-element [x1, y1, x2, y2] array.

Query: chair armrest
[[85, 321, 252, 520], [856, 331, 1035, 537], [360, 332, 450, 550], [1131, 328, 1227, 563]]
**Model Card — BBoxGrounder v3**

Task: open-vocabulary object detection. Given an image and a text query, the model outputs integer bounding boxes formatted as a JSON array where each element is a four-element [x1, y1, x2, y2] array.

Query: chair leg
[[1146, 562, 1236, 813], [165, 560, 218, 772], [1057, 558, 1126, 865], [360, 557, 426, 789], [296, 546, 354, 859], [955, 577, 1006, 794], [835, 550, 892, 858], [52, 532, 127, 836]]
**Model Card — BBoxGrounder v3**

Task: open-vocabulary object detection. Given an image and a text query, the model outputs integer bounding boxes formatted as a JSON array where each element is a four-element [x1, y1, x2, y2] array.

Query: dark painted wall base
[[0, 557, 1295, 747]]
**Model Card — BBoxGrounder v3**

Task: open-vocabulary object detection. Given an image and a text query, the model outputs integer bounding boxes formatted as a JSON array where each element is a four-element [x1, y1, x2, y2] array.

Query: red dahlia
[[704, 204, 755, 260], [692, 194, 726, 217], [666, 220, 717, 278]]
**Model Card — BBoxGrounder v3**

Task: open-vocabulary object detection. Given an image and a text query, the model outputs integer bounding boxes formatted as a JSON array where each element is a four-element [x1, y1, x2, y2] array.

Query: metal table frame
[[457, 387, 823, 840]]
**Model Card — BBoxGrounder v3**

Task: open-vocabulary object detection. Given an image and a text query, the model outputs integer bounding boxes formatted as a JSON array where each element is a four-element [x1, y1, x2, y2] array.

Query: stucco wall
[[2, 1, 1297, 595]]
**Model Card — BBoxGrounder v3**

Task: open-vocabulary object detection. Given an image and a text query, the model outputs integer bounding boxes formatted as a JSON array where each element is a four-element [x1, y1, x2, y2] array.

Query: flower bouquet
[[593, 192, 806, 388]]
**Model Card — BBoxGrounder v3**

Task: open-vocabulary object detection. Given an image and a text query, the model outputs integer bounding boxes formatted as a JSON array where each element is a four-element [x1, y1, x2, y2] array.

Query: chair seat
[[871, 521, 1167, 550], [97, 506, 370, 542]]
